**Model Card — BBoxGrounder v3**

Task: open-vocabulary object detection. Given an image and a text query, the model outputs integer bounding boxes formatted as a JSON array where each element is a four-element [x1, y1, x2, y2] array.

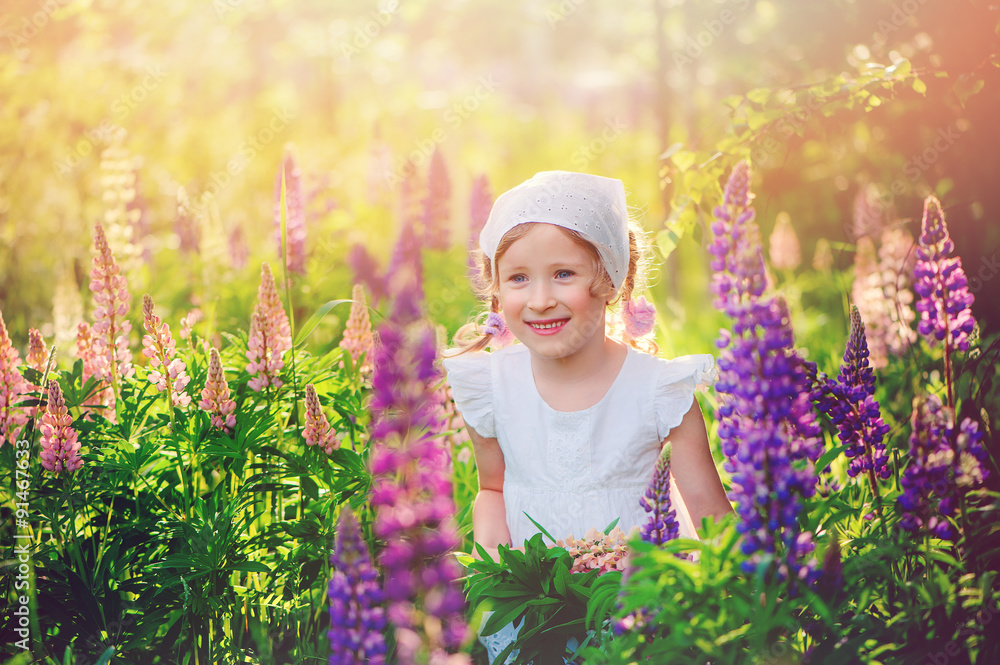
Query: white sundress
[[442, 343, 715, 663]]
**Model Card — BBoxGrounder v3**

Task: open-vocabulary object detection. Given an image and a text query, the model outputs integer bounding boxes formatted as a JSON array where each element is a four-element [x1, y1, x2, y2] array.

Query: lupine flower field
[[2, 1, 999, 664]]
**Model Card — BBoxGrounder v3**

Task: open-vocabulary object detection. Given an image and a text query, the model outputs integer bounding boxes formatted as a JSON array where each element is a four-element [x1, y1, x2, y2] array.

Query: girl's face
[[497, 223, 609, 362]]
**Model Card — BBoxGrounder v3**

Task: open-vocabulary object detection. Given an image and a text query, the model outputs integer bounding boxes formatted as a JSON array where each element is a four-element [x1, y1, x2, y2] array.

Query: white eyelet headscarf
[[479, 171, 630, 293]]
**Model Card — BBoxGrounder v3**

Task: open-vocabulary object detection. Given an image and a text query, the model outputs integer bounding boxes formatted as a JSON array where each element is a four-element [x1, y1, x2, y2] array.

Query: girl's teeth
[[532, 321, 564, 329]]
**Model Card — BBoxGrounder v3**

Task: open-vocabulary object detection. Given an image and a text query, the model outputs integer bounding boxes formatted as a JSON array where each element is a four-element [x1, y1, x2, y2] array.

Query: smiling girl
[[442, 171, 732, 662]]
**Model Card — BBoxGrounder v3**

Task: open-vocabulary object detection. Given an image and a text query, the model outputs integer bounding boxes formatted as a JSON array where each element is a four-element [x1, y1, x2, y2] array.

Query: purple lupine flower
[[0, 310, 29, 447], [468, 173, 493, 278], [828, 307, 891, 481], [368, 241, 469, 664], [348, 244, 386, 305], [275, 151, 307, 275], [640, 442, 680, 545], [914, 196, 976, 352], [899, 395, 988, 540], [421, 148, 451, 251], [329, 507, 387, 665], [710, 161, 822, 587], [90, 223, 134, 415]]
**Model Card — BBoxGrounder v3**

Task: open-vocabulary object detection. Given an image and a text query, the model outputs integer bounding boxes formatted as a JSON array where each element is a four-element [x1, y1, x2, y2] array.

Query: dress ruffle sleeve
[[441, 352, 496, 439], [654, 354, 717, 441]]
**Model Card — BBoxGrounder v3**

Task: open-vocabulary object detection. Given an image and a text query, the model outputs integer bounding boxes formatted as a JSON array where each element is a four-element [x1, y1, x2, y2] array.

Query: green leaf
[[912, 78, 927, 96], [294, 299, 353, 347], [955, 74, 985, 107], [885, 58, 911, 78], [230, 561, 272, 574], [659, 142, 684, 160], [670, 150, 697, 173], [480, 601, 527, 636], [816, 444, 849, 473]]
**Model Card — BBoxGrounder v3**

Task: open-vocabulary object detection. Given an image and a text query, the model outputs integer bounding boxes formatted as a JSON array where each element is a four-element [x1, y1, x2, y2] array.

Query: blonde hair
[[446, 218, 656, 356]]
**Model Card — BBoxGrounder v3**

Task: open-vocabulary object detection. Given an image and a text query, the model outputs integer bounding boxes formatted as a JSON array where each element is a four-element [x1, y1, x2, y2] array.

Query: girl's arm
[[467, 426, 512, 561], [668, 398, 734, 534]]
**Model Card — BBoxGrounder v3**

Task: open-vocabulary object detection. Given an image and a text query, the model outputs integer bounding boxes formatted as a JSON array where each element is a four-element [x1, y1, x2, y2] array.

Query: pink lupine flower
[[229, 225, 249, 271], [421, 148, 451, 250], [467, 174, 494, 278], [75, 322, 113, 417], [557, 526, 631, 575], [27, 329, 49, 372], [623, 296, 657, 339], [813, 238, 833, 272], [768, 212, 802, 271], [274, 151, 307, 276], [339, 284, 375, 376], [90, 223, 134, 389], [179, 308, 202, 341], [246, 263, 292, 391], [200, 347, 237, 433], [141, 294, 191, 407], [0, 311, 29, 447], [304, 384, 339, 454], [24, 328, 50, 418], [39, 380, 83, 475]]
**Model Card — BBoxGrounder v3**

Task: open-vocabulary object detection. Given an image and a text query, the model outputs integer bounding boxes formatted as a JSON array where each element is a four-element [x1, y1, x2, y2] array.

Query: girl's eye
[[509, 274, 526, 283], [556, 270, 574, 279]]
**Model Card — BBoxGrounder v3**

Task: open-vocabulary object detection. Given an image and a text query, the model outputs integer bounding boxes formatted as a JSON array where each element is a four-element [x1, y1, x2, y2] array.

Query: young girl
[[442, 171, 733, 661]]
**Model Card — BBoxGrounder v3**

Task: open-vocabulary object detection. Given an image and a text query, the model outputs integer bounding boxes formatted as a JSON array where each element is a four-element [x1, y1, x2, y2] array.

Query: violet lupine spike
[[275, 151, 307, 276], [710, 162, 822, 588], [640, 442, 680, 545], [348, 243, 386, 305], [0, 310, 29, 447], [246, 263, 292, 392], [914, 196, 976, 352], [899, 395, 988, 540], [421, 148, 451, 251], [304, 384, 339, 454], [39, 380, 83, 475], [141, 295, 191, 408], [329, 507, 387, 665], [708, 161, 766, 314], [828, 306, 891, 481], [339, 284, 375, 377], [199, 348, 237, 434], [368, 244, 469, 664]]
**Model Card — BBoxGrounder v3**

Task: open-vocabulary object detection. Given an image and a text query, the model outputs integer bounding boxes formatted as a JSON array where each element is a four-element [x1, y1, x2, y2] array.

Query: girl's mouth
[[527, 319, 568, 335]]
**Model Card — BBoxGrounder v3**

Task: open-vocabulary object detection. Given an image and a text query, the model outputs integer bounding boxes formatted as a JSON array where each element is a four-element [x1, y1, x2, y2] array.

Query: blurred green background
[[1, 0, 998, 358]]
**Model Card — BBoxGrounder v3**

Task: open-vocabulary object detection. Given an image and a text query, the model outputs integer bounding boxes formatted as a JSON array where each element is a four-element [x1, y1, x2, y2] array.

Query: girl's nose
[[527, 283, 556, 311]]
